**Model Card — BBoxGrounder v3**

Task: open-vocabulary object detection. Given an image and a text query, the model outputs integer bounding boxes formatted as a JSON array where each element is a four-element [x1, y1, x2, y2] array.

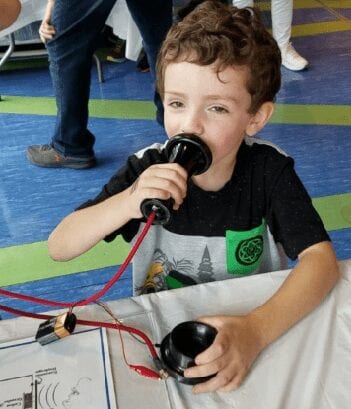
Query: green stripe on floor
[[0, 193, 350, 287], [89, 98, 155, 119], [271, 104, 351, 126], [1, 96, 350, 126], [0, 96, 155, 120], [313, 193, 351, 231], [0, 236, 130, 287]]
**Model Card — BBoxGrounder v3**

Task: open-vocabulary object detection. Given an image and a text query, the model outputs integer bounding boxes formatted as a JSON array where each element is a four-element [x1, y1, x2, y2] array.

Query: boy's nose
[[180, 112, 204, 136]]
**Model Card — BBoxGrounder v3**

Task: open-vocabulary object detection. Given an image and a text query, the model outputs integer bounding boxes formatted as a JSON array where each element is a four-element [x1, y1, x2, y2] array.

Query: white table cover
[[1, 259, 350, 408]]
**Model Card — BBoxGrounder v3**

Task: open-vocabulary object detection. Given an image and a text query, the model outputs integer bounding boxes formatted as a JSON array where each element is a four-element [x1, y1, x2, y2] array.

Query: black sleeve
[[76, 145, 167, 242], [266, 160, 330, 260]]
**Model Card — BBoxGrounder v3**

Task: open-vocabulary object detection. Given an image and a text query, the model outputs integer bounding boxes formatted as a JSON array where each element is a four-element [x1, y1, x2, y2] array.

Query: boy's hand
[[127, 163, 188, 218], [183, 315, 264, 394]]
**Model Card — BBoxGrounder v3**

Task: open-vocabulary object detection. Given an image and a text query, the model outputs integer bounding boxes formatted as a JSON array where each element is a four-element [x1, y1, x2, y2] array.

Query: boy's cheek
[[163, 116, 173, 135]]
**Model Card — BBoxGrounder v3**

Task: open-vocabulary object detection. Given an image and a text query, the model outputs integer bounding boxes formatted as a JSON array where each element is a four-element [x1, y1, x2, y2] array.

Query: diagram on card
[[0, 328, 117, 408]]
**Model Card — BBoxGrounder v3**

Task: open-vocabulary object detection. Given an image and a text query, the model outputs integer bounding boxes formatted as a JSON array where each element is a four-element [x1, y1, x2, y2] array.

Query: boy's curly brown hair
[[156, 0, 281, 114]]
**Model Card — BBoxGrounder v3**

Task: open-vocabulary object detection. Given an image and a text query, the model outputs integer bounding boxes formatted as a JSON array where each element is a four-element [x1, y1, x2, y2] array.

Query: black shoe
[[26, 144, 96, 169]]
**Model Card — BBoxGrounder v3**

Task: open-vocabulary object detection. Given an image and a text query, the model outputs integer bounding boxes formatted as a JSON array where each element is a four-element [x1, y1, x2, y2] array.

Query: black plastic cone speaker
[[140, 134, 212, 224], [160, 321, 217, 385]]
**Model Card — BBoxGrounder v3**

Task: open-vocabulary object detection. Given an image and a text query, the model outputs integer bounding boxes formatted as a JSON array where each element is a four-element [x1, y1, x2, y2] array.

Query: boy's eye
[[209, 105, 229, 114], [168, 101, 184, 108]]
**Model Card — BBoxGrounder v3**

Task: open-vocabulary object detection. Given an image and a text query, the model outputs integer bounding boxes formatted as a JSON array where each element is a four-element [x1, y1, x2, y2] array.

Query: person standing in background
[[233, 0, 308, 71], [27, 0, 173, 169]]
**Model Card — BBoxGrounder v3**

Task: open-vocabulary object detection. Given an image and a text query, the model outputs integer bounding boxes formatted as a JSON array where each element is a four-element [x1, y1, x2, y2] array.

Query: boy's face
[[163, 61, 257, 176]]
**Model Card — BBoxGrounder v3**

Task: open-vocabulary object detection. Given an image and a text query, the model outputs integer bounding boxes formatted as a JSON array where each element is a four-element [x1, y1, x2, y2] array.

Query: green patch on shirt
[[226, 221, 265, 275]]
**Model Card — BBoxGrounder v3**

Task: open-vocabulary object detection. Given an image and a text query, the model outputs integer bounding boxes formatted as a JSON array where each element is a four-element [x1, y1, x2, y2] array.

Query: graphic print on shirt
[[137, 245, 219, 293], [226, 221, 265, 275], [196, 246, 215, 283], [137, 222, 267, 294], [136, 249, 197, 294]]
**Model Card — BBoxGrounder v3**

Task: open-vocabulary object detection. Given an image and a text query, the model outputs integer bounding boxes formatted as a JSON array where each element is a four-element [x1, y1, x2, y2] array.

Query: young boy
[[48, 1, 339, 394]]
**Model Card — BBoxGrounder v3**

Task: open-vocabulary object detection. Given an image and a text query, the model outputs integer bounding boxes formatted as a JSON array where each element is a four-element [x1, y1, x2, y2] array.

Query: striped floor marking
[[259, 0, 351, 10], [0, 237, 129, 287], [1, 96, 350, 126], [258, 0, 351, 37], [0, 96, 156, 120], [292, 20, 351, 37], [271, 104, 351, 126]]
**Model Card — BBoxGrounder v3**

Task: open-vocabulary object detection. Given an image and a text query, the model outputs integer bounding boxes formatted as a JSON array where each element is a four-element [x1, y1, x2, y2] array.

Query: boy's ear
[[245, 102, 275, 136]]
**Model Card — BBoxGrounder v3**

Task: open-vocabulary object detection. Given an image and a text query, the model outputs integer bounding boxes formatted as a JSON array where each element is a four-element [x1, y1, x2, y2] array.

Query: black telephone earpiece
[[140, 133, 212, 224]]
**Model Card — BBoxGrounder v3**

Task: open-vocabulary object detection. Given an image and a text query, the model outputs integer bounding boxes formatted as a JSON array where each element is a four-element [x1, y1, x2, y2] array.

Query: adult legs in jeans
[[27, 0, 173, 168], [126, 0, 173, 126], [27, 0, 116, 168]]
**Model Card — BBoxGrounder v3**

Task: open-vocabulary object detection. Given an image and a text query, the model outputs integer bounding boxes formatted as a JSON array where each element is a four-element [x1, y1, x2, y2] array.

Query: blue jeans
[[47, 0, 172, 157]]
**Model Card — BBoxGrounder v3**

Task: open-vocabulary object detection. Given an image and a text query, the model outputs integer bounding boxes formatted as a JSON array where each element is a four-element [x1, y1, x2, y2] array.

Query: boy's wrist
[[107, 187, 142, 222], [245, 310, 270, 352], [124, 184, 145, 219]]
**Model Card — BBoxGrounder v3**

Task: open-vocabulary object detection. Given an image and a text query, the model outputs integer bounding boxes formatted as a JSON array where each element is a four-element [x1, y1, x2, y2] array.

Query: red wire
[[73, 210, 155, 307], [116, 324, 160, 379], [0, 212, 162, 380], [0, 211, 156, 308], [0, 303, 158, 359]]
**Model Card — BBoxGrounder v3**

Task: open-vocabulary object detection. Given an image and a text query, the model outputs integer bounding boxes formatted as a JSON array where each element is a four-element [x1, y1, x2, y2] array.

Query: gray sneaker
[[26, 144, 96, 169]]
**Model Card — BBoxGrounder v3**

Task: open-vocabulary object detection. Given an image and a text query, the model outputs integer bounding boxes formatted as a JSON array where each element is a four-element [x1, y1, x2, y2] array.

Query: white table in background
[[0, 0, 142, 69]]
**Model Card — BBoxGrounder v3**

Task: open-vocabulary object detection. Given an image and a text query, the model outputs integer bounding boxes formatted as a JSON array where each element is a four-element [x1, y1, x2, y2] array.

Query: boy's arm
[[48, 186, 135, 261], [248, 240, 339, 349], [185, 240, 340, 393], [48, 162, 188, 261]]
